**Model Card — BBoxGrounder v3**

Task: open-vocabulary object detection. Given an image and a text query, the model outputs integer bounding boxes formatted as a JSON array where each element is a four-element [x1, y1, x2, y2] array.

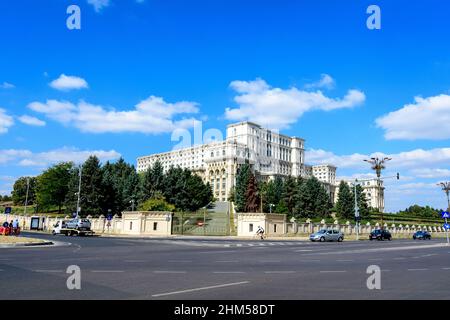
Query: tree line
[[233, 164, 370, 220], [9, 156, 213, 216]]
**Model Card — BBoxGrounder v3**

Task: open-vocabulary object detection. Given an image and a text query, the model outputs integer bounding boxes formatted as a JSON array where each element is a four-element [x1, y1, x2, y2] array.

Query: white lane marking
[[151, 281, 250, 297], [295, 249, 313, 252], [215, 260, 239, 263], [213, 271, 246, 274], [368, 258, 383, 261], [441, 267, 450, 270], [153, 271, 187, 274], [198, 250, 238, 254], [124, 260, 146, 263], [320, 270, 347, 273], [393, 257, 405, 260], [34, 270, 64, 273], [303, 260, 321, 262], [259, 260, 281, 263], [337, 259, 354, 262], [168, 260, 192, 263], [407, 268, 428, 271], [264, 271, 295, 274], [236, 244, 243, 247], [91, 270, 125, 273], [306, 243, 448, 256]]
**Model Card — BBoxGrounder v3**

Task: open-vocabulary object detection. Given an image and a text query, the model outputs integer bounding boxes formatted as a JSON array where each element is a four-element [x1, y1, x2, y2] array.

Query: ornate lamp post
[[364, 157, 392, 227], [437, 182, 450, 212]]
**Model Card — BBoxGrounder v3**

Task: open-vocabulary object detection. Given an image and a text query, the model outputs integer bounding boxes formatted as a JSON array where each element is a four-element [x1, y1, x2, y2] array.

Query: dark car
[[413, 231, 431, 240], [369, 229, 392, 241]]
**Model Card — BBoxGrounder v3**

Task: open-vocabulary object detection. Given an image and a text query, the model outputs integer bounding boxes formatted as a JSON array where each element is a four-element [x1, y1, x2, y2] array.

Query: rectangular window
[[153, 222, 158, 231], [274, 224, 277, 233], [249, 224, 253, 233], [129, 221, 133, 230]]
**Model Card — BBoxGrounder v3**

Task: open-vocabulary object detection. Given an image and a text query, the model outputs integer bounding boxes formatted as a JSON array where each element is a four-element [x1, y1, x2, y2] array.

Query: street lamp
[[23, 177, 30, 215], [269, 203, 275, 214], [129, 199, 136, 212], [364, 157, 391, 227], [437, 182, 450, 212], [76, 165, 82, 218]]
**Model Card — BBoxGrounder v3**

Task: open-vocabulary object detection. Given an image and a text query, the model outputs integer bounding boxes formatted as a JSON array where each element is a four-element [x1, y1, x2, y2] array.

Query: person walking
[[256, 225, 265, 240], [8, 220, 13, 236], [12, 219, 19, 236]]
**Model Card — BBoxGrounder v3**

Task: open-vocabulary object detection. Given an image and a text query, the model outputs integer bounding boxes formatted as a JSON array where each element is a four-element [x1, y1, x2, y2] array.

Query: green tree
[[138, 193, 175, 211], [355, 184, 370, 219], [140, 161, 165, 202], [295, 177, 331, 218], [282, 176, 297, 216], [36, 162, 73, 213], [235, 164, 251, 212], [244, 174, 260, 212], [12, 176, 37, 206], [336, 181, 354, 220]]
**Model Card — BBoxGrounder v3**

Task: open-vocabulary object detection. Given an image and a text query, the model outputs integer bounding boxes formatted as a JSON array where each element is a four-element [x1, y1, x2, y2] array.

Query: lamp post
[[437, 182, 450, 245], [130, 199, 136, 212], [354, 179, 360, 240], [76, 165, 82, 218], [364, 157, 391, 228], [23, 177, 30, 215]]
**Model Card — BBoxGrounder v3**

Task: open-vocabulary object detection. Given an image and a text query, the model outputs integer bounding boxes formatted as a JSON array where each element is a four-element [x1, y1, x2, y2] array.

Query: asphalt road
[[1, 232, 449, 300]]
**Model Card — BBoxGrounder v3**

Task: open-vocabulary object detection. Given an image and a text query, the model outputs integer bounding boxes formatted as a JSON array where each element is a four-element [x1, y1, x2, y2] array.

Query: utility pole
[[364, 157, 391, 228], [437, 182, 450, 245], [130, 199, 135, 212], [24, 177, 30, 215], [76, 165, 82, 218], [354, 179, 360, 240]]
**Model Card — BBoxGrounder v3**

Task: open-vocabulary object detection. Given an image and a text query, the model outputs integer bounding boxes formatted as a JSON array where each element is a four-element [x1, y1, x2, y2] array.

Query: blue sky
[[1, 0, 450, 212]]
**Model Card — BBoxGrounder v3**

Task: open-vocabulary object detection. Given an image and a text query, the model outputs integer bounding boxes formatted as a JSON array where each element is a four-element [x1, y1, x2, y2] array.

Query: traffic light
[[397, 172, 400, 180]]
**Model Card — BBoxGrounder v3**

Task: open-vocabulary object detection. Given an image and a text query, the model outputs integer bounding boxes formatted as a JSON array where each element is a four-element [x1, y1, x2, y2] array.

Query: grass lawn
[[0, 236, 46, 245]]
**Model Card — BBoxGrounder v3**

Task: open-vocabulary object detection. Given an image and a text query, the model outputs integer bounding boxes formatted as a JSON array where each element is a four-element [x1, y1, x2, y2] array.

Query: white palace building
[[137, 121, 384, 210]]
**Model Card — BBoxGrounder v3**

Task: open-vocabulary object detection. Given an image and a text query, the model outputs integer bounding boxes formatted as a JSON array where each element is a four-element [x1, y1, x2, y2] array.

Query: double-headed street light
[[364, 157, 392, 228]]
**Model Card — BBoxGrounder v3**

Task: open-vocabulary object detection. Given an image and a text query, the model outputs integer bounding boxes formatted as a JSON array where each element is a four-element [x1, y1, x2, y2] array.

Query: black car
[[369, 229, 392, 241], [413, 231, 431, 240]]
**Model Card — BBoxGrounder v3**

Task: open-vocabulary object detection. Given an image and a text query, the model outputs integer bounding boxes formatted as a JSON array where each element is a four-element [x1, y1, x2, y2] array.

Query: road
[[0, 232, 449, 299]]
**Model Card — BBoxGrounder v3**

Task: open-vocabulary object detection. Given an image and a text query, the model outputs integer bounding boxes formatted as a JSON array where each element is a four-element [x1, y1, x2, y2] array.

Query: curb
[[0, 241, 53, 248]]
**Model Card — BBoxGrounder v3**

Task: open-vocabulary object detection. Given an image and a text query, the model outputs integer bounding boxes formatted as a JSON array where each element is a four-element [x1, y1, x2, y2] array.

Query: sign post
[[442, 211, 450, 245]]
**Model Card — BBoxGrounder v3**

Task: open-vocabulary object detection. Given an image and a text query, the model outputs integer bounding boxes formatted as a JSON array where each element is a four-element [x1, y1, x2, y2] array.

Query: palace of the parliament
[[137, 121, 384, 211]]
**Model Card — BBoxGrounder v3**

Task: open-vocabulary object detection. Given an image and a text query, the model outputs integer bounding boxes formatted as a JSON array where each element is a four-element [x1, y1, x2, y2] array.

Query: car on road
[[310, 229, 344, 242], [413, 231, 431, 240], [369, 229, 392, 241], [64, 218, 91, 231]]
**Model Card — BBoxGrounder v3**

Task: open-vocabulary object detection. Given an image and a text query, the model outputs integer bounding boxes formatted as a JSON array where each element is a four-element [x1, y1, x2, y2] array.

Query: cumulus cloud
[[376, 94, 450, 140], [305, 74, 335, 90], [49, 74, 89, 91], [0, 108, 14, 134], [18, 115, 46, 127], [225, 78, 365, 130], [28, 96, 200, 134], [0, 147, 120, 167], [87, 0, 110, 12], [0, 82, 15, 89]]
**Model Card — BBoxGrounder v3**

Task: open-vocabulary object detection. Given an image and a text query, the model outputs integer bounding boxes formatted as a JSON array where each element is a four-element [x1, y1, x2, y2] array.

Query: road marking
[[34, 270, 64, 273], [213, 271, 246, 274], [153, 271, 187, 274], [320, 271, 347, 273], [337, 259, 354, 262], [264, 271, 296, 274], [303, 260, 321, 262], [124, 260, 146, 263], [168, 260, 192, 263], [393, 257, 405, 260], [91, 270, 125, 273], [198, 250, 238, 254], [441, 267, 450, 270], [259, 260, 280, 263], [407, 268, 428, 271], [151, 281, 250, 297], [295, 249, 313, 252], [368, 258, 383, 261], [381, 269, 391, 272], [215, 260, 239, 263]]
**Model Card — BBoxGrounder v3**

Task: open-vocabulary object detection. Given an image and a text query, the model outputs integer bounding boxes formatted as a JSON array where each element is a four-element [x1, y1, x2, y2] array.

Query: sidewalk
[[0, 235, 53, 248]]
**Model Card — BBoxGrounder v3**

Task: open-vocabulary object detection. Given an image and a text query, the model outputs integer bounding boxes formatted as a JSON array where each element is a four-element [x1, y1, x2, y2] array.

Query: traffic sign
[[72, 212, 77, 218], [106, 214, 113, 221], [4, 207, 11, 214], [444, 223, 450, 230], [442, 211, 450, 219]]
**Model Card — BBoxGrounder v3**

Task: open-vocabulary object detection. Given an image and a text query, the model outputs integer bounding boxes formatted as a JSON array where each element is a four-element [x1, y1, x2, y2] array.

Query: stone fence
[[285, 219, 447, 235]]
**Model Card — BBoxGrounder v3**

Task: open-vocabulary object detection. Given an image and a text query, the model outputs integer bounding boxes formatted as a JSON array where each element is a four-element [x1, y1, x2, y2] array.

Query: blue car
[[413, 231, 431, 240]]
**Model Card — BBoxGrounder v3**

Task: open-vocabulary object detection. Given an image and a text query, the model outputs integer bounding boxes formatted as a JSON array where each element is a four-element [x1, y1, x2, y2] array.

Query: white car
[[310, 229, 344, 242]]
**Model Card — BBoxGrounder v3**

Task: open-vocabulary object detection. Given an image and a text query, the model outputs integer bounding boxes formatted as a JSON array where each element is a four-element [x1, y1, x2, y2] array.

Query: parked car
[[369, 229, 392, 241], [413, 231, 431, 240], [310, 229, 344, 242], [64, 218, 91, 231]]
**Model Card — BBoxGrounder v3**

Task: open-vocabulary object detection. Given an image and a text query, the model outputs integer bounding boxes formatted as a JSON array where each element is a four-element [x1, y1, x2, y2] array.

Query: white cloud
[[0, 82, 15, 89], [28, 96, 200, 134], [376, 94, 450, 140], [18, 115, 46, 127], [305, 74, 335, 90], [0, 108, 14, 134], [0, 147, 120, 167], [49, 74, 89, 91], [225, 78, 365, 130], [87, 0, 110, 12], [410, 168, 450, 179]]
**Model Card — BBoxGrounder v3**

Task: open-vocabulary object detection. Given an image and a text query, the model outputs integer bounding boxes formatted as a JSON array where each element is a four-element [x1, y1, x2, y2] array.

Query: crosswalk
[[148, 239, 307, 248]]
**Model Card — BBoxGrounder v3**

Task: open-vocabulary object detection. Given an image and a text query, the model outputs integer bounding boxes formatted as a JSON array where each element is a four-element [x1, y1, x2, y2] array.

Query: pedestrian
[[8, 220, 13, 236], [12, 219, 19, 236], [2, 221, 8, 236]]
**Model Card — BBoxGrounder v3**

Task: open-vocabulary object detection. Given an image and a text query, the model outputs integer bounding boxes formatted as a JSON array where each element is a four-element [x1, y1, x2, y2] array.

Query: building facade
[[334, 179, 385, 212], [137, 121, 323, 202]]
